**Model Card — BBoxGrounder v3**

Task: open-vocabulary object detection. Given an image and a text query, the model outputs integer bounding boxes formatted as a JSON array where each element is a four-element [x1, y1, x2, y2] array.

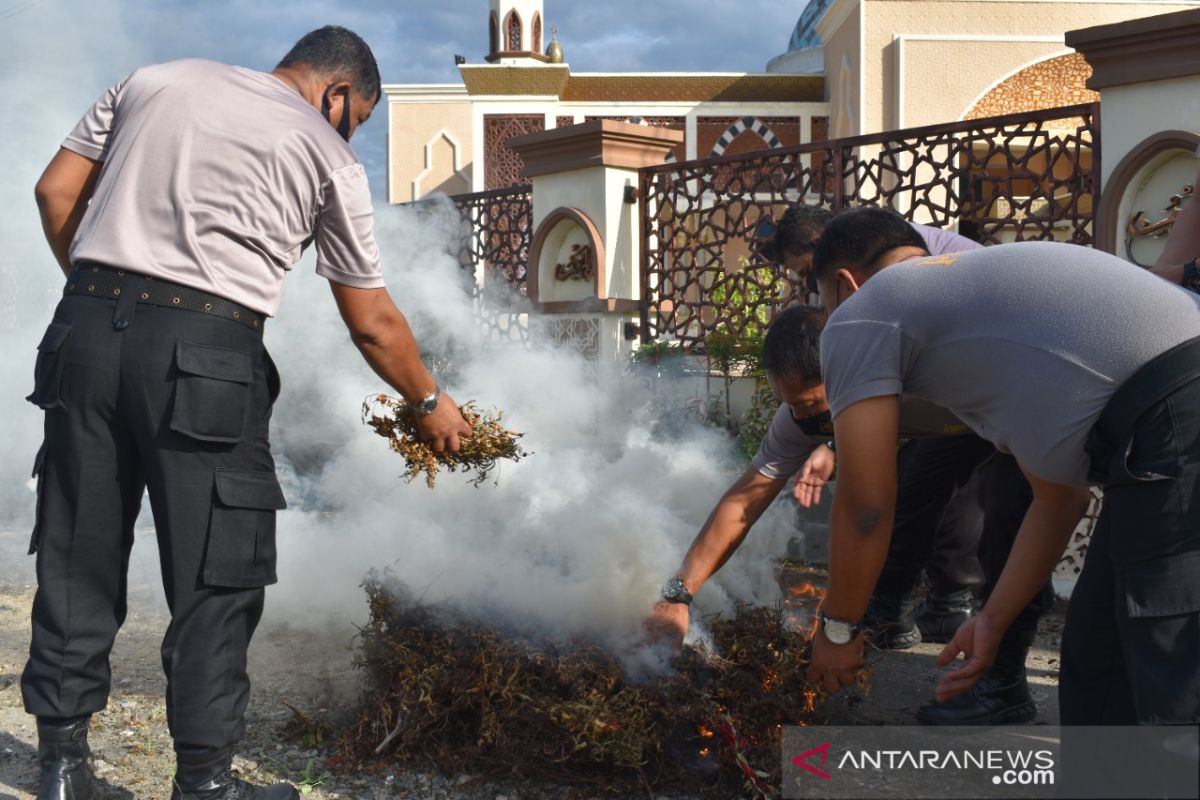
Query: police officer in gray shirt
[[25, 27, 471, 800], [805, 207, 1200, 728]]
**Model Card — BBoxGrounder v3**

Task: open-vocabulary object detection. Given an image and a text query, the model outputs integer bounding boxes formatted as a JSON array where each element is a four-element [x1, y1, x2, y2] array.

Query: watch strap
[[661, 576, 694, 605]]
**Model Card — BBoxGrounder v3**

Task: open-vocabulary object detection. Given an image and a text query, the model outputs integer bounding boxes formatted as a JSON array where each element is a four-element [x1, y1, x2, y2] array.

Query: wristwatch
[[414, 385, 441, 416], [1183, 257, 1200, 294], [820, 612, 863, 645], [660, 576, 694, 605]]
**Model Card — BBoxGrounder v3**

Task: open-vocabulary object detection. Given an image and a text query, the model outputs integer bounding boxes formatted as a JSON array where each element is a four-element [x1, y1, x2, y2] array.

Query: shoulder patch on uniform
[[918, 255, 959, 267]]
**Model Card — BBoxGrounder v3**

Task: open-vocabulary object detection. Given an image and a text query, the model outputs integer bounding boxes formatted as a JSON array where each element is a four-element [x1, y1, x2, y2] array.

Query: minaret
[[486, 0, 550, 64]]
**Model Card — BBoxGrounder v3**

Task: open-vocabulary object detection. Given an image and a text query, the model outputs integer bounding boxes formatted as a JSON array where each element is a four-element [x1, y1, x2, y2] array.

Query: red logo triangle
[[792, 740, 833, 780]]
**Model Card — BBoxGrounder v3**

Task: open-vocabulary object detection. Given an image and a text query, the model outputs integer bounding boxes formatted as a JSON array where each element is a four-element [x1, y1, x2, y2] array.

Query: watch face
[[662, 578, 683, 601], [823, 618, 853, 645]]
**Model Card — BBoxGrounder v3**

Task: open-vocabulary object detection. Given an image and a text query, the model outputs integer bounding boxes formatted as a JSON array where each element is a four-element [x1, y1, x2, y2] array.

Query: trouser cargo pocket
[[1120, 551, 1200, 723], [203, 468, 287, 588], [171, 340, 253, 443], [26, 321, 72, 410], [27, 443, 48, 555]]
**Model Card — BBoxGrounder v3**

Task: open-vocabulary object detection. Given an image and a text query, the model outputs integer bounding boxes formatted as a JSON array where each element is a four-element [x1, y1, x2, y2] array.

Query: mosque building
[[384, 0, 1198, 203]]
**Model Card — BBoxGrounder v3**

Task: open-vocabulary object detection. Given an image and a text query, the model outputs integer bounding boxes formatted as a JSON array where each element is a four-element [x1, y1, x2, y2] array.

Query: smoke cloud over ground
[[0, 0, 151, 542], [263, 198, 796, 649], [0, 3, 800, 659]]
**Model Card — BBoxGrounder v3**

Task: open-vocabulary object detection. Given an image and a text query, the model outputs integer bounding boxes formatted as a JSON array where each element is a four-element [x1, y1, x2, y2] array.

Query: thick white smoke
[[0, 0, 151, 544], [264, 197, 797, 648]]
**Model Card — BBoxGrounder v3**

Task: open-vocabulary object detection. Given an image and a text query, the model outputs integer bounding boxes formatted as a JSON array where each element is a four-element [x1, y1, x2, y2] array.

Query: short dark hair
[[772, 204, 834, 260], [277, 26, 381, 102], [811, 206, 928, 285], [762, 305, 827, 383]]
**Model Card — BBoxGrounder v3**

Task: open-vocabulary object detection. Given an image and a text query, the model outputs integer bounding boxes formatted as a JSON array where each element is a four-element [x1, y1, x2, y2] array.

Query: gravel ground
[[0, 527, 1064, 800]]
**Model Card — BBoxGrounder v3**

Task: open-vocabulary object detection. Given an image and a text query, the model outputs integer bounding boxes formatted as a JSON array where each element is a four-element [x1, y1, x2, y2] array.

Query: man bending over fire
[[805, 206, 1200, 726]]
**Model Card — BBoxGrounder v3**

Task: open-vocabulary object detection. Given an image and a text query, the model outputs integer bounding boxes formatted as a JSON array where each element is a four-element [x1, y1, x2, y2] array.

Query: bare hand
[[643, 601, 688, 654], [414, 391, 473, 453], [806, 630, 864, 693], [934, 614, 1005, 702], [793, 444, 836, 507]]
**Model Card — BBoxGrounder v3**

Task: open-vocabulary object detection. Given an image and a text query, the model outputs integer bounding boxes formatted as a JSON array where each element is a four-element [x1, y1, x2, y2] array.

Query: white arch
[[709, 116, 783, 157], [957, 48, 1076, 121], [411, 129, 470, 201]]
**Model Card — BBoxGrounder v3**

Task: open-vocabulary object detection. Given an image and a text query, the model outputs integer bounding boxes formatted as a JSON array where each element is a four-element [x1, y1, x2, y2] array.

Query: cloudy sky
[[0, 0, 804, 197]]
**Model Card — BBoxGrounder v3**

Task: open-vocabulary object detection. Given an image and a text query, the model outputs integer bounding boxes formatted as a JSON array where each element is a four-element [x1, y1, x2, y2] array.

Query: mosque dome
[[766, 0, 828, 74], [788, 0, 831, 51]]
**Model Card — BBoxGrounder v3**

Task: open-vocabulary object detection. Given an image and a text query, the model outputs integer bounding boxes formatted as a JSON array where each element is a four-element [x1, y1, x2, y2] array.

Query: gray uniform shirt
[[62, 59, 384, 316], [821, 241, 1200, 487], [751, 222, 979, 480]]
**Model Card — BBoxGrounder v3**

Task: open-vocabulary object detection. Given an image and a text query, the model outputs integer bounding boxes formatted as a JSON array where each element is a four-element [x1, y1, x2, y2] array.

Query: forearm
[[329, 284, 439, 402], [351, 310, 437, 403], [978, 491, 1087, 630], [1151, 262, 1183, 286], [37, 193, 88, 276], [35, 148, 101, 277], [677, 473, 784, 592], [823, 495, 893, 622], [822, 395, 900, 622]]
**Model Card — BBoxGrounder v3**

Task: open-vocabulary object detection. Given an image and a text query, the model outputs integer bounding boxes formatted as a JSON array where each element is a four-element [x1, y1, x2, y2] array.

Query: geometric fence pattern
[[639, 103, 1100, 349]]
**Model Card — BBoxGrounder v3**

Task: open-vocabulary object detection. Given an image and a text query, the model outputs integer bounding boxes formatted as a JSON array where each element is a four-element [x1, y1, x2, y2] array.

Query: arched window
[[489, 12, 499, 54], [532, 13, 542, 53], [506, 10, 522, 51]]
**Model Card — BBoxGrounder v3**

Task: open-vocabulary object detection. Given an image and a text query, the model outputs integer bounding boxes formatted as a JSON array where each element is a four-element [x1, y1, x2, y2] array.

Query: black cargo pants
[[1061, 341, 1200, 725], [876, 434, 993, 598], [21, 283, 284, 750], [878, 435, 1053, 635]]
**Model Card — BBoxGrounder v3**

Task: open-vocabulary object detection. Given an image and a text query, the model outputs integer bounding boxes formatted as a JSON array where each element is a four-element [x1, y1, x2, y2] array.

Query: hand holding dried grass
[[362, 394, 529, 488]]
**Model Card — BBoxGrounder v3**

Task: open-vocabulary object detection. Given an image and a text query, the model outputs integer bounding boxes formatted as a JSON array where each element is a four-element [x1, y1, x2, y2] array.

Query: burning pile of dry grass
[[333, 577, 830, 797], [362, 394, 529, 488]]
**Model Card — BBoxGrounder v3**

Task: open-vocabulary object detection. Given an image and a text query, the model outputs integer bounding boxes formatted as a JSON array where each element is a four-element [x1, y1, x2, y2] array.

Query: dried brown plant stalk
[[362, 394, 529, 488], [327, 579, 831, 797]]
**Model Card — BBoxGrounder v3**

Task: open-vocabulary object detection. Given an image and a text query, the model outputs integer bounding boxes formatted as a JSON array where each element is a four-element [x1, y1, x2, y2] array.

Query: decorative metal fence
[[451, 184, 532, 295], [450, 184, 534, 342], [639, 103, 1100, 349]]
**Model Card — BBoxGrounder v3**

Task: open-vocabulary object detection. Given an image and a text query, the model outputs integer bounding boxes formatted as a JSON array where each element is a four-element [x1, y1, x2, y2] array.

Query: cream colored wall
[[822, 3, 862, 137], [864, 0, 1200, 134], [1100, 77, 1200, 188], [894, 40, 1066, 128], [387, 101, 473, 204]]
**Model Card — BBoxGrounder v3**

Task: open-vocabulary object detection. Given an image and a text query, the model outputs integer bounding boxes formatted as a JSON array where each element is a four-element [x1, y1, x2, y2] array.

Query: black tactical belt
[[1086, 334, 1200, 483], [66, 262, 266, 334]]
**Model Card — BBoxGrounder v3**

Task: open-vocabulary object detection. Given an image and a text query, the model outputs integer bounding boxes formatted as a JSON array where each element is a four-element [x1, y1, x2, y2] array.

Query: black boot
[[863, 590, 921, 650], [915, 587, 975, 644], [36, 717, 99, 800], [917, 628, 1037, 725], [171, 747, 299, 800]]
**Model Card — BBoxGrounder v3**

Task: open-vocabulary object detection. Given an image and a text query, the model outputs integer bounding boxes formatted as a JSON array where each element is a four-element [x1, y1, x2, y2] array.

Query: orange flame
[[697, 724, 714, 739], [788, 581, 827, 599], [803, 689, 817, 714]]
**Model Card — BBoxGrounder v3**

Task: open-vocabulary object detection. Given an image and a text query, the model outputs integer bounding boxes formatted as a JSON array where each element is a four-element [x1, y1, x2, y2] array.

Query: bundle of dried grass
[[362, 394, 529, 488], [333, 578, 830, 797]]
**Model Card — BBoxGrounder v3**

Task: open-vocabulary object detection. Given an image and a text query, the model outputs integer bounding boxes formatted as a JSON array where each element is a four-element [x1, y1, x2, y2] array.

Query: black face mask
[[791, 408, 833, 437], [321, 87, 352, 142]]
